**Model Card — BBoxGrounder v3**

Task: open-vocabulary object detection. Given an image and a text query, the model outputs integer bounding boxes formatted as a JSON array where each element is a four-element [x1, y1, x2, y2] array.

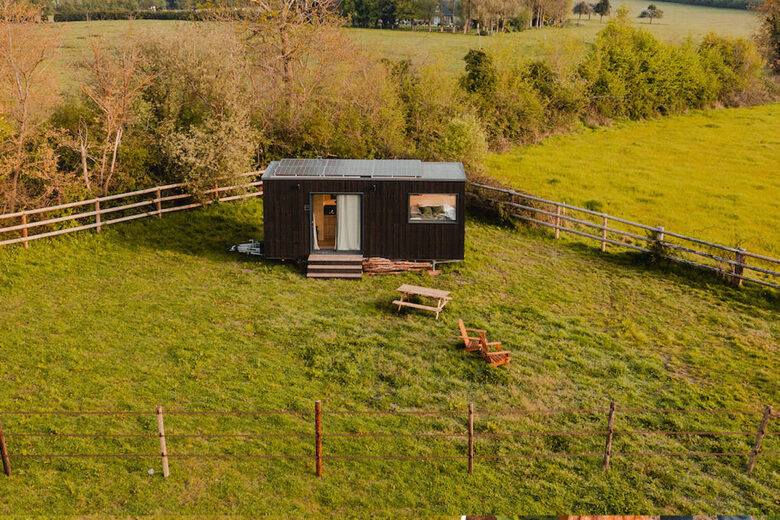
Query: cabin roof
[[262, 159, 465, 181]]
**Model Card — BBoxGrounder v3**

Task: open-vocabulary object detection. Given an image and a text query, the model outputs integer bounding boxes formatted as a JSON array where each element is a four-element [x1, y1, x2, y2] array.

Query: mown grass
[[0, 199, 777, 516], [487, 104, 780, 257]]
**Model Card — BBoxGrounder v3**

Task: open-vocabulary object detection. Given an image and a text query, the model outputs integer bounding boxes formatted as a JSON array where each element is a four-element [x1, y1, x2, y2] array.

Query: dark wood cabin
[[262, 159, 466, 278]]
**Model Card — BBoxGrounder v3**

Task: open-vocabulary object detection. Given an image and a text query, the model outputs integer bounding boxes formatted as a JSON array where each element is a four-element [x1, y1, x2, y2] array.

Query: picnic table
[[393, 284, 452, 320]]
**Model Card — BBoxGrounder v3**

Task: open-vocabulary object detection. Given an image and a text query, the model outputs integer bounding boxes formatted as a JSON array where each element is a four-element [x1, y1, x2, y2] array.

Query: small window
[[409, 194, 457, 223]]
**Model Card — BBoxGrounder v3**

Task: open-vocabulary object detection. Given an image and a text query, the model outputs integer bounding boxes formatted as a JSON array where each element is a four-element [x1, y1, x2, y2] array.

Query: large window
[[409, 194, 457, 223]]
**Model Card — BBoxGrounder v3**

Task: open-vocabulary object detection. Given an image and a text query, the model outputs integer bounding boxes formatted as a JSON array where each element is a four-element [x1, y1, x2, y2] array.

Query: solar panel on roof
[[273, 159, 423, 178]]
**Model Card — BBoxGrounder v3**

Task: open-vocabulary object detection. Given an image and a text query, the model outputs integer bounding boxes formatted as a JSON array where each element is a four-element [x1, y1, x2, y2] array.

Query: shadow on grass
[[103, 202, 270, 263], [96, 202, 776, 308]]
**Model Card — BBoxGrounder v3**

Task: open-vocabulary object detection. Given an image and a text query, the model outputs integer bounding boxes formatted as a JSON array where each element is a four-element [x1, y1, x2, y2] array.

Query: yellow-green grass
[[0, 199, 777, 515], [487, 104, 780, 257], [53, 0, 760, 79]]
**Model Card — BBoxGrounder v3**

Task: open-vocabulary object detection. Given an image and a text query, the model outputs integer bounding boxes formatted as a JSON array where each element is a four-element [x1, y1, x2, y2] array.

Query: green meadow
[[487, 104, 780, 257], [54, 0, 760, 76], [0, 199, 777, 515]]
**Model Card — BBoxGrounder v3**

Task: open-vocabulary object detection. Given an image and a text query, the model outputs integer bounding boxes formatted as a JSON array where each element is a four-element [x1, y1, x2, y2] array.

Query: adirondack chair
[[458, 319, 486, 352], [458, 319, 511, 367], [479, 341, 512, 367]]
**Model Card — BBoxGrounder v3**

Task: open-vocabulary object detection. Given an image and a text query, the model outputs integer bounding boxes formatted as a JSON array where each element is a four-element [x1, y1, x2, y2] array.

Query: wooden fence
[[0, 172, 264, 249], [0, 403, 776, 478], [468, 183, 780, 290], [1, 174, 778, 292]]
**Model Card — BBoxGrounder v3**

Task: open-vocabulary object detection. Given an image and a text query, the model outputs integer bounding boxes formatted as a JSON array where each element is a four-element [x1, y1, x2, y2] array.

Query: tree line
[[0, 0, 777, 214]]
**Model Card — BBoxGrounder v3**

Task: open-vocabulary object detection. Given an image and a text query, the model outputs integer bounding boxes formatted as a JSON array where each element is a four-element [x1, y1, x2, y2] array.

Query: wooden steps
[[307, 254, 364, 279]]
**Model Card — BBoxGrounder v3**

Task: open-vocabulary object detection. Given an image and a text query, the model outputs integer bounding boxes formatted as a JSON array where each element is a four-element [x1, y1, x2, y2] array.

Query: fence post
[[468, 402, 474, 474], [747, 404, 772, 473], [562, 202, 566, 233], [554, 205, 561, 240], [156, 406, 170, 478], [601, 215, 608, 253], [95, 200, 101, 233], [0, 418, 11, 476], [21, 212, 28, 249], [315, 400, 322, 477], [156, 188, 162, 218], [731, 248, 746, 288], [603, 401, 616, 471], [655, 226, 664, 243]]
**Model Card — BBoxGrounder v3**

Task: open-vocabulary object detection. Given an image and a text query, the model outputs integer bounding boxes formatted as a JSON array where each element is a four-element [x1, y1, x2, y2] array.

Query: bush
[[138, 24, 258, 194], [52, 10, 202, 22], [698, 33, 769, 105], [579, 18, 768, 118], [460, 48, 584, 149], [435, 115, 488, 176]]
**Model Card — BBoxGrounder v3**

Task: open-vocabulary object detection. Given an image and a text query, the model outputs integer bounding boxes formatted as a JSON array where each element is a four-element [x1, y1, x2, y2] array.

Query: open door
[[311, 194, 362, 253]]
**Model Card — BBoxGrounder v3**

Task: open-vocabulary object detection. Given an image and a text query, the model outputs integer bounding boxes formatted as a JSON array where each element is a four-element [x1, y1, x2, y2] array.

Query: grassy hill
[[488, 104, 780, 257], [0, 199, 777, 515]]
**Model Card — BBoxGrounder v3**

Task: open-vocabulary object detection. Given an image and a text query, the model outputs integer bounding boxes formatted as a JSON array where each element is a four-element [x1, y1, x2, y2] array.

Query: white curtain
[[336, 195, 361, 251], [312, 215, 320, 250]]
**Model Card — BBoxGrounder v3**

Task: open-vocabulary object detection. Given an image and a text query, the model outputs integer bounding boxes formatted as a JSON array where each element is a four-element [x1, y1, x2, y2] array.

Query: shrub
[[436, 114, 488, 176], [52, 10, 200, 22], [138, 24, 258, 194], [698, 33, 768, 105], [579, 19, 768, 118]]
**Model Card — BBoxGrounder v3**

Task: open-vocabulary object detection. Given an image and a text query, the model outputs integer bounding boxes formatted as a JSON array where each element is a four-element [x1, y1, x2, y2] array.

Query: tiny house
[[262, 159, 466, 278]]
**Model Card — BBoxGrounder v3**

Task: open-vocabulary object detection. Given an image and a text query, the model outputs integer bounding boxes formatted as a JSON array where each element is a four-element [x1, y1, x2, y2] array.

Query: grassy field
[[54, 0, 760, 77], [353, 0, 759, 71], [0, 199, 777, 515], [487, 104, 780, 257]]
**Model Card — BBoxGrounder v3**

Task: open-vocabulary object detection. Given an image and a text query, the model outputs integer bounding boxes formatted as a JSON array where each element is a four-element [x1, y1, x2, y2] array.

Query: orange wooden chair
[[479, 342, 512, 367], [458, 318, 486, 352], [458, 319, 511, 367]]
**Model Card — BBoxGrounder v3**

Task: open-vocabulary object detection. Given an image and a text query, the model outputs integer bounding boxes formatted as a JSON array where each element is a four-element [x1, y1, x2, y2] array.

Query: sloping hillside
[[0, 199, 777, 515]]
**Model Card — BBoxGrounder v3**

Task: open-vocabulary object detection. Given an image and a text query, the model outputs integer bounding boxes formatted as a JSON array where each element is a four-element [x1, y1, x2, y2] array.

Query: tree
[[139, 24, 257, 194], [460, 49, 497, 95], [592, 0, 609, 22], [639, 3, 662, 23], [460, 0, 472, 32], [415, 0, 437, 30], [0, 0, 63, 213], [754, 0, 780, 73], [243, 0, 342, 93], [573, 0, 591, 20], [69, 31, 152, 196]]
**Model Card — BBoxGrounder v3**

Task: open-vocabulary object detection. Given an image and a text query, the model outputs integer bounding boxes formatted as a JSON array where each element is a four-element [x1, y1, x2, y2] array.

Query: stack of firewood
[[363, 257, 435, 275]]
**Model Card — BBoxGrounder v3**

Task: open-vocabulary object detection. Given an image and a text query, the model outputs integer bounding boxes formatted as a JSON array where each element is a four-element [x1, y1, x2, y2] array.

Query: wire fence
[[0, 172, 264, 249], [0, 402, 775, 478], [467, 183, 780, 291]]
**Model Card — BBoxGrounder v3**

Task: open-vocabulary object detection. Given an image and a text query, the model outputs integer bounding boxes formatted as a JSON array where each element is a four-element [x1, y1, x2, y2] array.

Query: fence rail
[[468, 183, 780, 290], [0, 172, 264, 249], [0, 403, 775, 479]]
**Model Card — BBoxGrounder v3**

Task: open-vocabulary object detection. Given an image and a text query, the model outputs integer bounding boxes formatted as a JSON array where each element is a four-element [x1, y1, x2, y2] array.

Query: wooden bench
[[458, 318, 511, 367], [394, 284, 452, 320]]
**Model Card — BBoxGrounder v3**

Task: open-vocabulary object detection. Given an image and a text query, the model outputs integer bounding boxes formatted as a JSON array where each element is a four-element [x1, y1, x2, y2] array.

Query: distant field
[[353, 0, 759, 71], [54, 0, 760, 78], [487, 104, 780, 257]]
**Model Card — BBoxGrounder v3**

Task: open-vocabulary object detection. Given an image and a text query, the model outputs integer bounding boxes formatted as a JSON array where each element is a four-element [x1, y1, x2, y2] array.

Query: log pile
[[363, 257, 436, 275]]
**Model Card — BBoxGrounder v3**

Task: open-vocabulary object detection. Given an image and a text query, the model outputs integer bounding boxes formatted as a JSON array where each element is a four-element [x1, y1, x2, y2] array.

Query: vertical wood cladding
[[263, 178, 465, 261]]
